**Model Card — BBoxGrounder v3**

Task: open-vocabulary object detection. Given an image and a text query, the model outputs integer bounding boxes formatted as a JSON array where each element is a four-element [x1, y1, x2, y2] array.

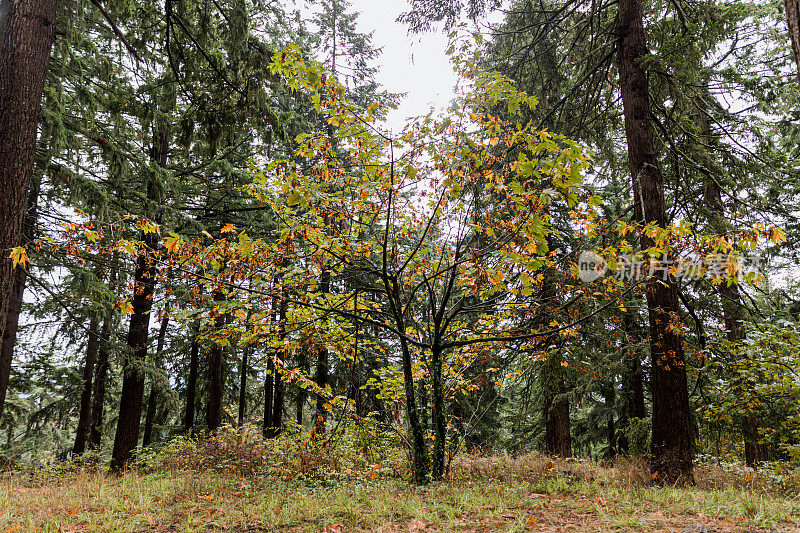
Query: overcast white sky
[[347, 0, 458, 133]]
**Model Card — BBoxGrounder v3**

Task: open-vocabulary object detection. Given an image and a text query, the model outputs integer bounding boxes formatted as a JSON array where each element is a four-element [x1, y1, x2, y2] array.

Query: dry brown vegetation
[[1, 438, 799, 532]]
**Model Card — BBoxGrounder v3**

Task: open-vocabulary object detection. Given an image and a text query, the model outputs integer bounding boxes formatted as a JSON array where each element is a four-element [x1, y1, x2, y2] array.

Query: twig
[[89, 0, 144, 63]]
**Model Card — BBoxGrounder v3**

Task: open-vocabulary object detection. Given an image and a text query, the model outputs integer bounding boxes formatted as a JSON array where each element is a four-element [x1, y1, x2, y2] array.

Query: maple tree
[[3, 0, 800, 498]]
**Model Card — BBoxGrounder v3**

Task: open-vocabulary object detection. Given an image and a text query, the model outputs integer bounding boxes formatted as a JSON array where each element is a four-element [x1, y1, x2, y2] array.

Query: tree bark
[[89, 265, 117, 451], [0, 0, 58, 348], [431, 343, 446, 479], [263, 350, 274, 434], [622, 308, 647, 421], [696, 98, 768, 467], [206, 286, 226, 432], [142, 310, 169, 447], [184, 321, 200, 432], [0, 155, 43, 425], [269, 290, 287, 437], [72, 314, 100, 455], [543, 367, 572, 458], [237, 345, 249, 427], [784, 0, 800, 86], [314, 270, 331, 434], [110, 121, 167, 472], [296, 343, 308, 426], [617, 0, 693, 484]]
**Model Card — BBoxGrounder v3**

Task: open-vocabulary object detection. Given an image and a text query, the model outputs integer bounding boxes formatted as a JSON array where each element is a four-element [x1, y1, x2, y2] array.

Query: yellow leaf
[[9, 246, 29, 269], [165, 233, 184, 254], [221, 223, 236, 234], [118, 298, 134, 315], [138, 220, 159, 234]]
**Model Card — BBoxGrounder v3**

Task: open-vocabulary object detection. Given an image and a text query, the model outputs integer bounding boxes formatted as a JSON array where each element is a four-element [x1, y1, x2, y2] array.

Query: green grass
[[1, 460, 799, 532]]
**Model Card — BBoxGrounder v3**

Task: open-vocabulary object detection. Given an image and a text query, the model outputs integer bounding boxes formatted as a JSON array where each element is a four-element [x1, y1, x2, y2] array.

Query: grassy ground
[[1, 454, 799, 532]]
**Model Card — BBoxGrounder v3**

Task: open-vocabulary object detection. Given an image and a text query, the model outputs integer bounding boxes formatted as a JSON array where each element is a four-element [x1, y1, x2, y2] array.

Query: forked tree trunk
[[617, 0, 693, 484], [110, 122, 167, 472]]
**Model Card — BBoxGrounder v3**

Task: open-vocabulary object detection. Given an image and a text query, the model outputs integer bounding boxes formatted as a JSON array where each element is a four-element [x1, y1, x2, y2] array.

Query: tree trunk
[[390, 279, 428, 483], [0, 0, 58, 351], [543, 367, 572, 458], [141, 382, 158, 447], [430, 343, 446, 479], [184, 322, 200, 432], [617, 0, 693, 484], [142, 310, 169, 447], [784, 0, 800, 86], [89, 265, 117, 451], [743, 415, 768, 466], [0, 259, 26, 425], [110, 121, 167, 472], [206, 343, 224, 430], [263, 348, 274, 435], [270, 288, 288, 437], [314, 270, 331, 434], [696, 99, 768, 467], [622, 308, 647, 421], [296, 343, 308, 426], [237, 345, 249, 427], [603, 384, 617, 459], [237, 303, 253, 427], [206, 287, 226, 432], [0, 167, 42, 425], [263, 287, 277, 437], [72, 314, 100, 455]]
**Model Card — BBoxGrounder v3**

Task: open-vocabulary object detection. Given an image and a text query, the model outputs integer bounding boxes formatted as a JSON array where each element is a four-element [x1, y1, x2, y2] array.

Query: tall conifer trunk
[[694, 96, 768, 467], [89, 264, 117, 450], [237, 345, 249, 426], [206, 286, 226, 432], [314, 270, 330, 434], [72, 314, 100, 455], [270, 286, 288, 436], [184, 321, 200, 432], [110, 121, 167, 471], [0, 0, 58, 360], [0, 124, 46, 423], [143, 309, 169, 447], [784, 0, 800, 85], [617, 0, 693, 483]]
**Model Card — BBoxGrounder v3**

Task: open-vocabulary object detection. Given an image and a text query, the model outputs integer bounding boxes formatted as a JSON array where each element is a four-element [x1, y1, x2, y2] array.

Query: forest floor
[[1, 453, 799, 532]]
